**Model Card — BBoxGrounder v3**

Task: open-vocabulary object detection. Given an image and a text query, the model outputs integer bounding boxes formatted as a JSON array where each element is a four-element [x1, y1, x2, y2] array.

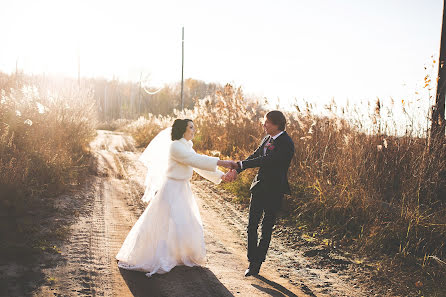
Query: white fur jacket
[[166, 138, 224, 184]]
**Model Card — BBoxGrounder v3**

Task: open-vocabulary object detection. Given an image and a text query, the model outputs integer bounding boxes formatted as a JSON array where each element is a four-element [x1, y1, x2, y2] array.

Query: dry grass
[[96, 119, 133, 131], [0, 74, 96, 264], [124, 114, 175, 148], [0, 85, 96, 199], [129, 83, 446, 294], [2, 67, 443, 294]]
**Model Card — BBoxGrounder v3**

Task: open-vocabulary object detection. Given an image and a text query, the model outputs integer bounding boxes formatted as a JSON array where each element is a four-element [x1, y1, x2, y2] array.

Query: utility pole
[[104, 84, 108, 121], [139, 72, 142, 117], [432, 0, 446, 142], [77, 48, 81, 89], [180, 26, 184, 111], [15, 58, 18, 88]]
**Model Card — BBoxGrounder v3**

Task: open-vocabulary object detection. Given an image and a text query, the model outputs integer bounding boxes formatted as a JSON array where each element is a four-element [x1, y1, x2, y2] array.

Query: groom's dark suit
[[236, 130, 294, 264]]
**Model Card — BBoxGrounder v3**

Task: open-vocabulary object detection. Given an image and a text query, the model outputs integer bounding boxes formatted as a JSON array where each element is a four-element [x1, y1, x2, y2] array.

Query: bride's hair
[[171, 119, 193, 140]]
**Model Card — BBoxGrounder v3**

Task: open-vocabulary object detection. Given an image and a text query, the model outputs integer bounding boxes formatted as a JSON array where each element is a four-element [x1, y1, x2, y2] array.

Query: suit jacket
[[237, 131, 295, 196]]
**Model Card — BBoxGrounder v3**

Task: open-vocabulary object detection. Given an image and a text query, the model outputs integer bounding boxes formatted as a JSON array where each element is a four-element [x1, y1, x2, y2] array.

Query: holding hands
[[217, 159, 240, 183], [217, 160, 239, 169]]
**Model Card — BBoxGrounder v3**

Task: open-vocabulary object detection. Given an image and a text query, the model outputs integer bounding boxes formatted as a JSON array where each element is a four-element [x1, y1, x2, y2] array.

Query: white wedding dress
[[116, 133, 223, 277]]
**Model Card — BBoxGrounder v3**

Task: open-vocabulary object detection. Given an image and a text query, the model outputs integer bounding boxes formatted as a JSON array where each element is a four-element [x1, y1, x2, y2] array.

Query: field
[[1, 72, 445, 296], [127, 84, 446, 296]]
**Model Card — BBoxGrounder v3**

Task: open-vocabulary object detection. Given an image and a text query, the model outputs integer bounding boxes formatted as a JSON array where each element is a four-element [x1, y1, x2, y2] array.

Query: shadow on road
[[252, 275, 300, 297], [119, 265, 235, 297]]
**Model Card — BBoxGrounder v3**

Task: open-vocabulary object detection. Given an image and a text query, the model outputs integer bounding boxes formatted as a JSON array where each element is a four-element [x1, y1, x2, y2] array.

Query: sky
[[0, 0, 443, 111]]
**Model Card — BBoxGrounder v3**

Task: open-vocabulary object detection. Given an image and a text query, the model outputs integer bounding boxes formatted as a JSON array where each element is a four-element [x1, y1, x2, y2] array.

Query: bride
[[116, 118, 237, 277]]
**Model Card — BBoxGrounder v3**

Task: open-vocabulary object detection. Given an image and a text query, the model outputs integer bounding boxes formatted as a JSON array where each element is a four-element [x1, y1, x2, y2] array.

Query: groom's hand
[[230, 161, 240, 169], [228, 160, 239, 169], [218, 160, 238, 169]]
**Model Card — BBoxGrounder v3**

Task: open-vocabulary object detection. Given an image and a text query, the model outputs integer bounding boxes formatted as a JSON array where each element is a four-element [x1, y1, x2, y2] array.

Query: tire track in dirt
[[34, 177, 115, 297], [34, 130, 137, 297]]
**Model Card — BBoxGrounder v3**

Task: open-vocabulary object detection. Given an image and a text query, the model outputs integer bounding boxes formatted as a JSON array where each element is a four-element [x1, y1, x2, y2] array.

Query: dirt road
[[33, 130, 368, 297]]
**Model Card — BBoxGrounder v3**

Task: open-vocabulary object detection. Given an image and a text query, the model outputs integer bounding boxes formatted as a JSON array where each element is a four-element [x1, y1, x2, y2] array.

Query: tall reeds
[[129, 84, 445, 281]]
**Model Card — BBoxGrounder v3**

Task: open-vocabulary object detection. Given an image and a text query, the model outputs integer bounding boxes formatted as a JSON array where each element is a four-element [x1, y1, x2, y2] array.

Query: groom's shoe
[[244, 262, 261, 277]]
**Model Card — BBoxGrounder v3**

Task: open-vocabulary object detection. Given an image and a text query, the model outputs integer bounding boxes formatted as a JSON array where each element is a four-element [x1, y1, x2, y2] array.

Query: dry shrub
[[0, 84, 96, 206], [96, 119, 133, 131], [0, 77, 96, 289], [125, 114, 175, 148]]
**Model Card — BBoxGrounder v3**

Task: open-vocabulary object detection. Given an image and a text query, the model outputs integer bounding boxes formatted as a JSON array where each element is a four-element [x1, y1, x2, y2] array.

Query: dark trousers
[[247, 191, 282, 263]]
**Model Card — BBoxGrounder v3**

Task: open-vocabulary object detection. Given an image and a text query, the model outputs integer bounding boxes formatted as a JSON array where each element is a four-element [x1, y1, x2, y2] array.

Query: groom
[[227, 110, 295, 276]]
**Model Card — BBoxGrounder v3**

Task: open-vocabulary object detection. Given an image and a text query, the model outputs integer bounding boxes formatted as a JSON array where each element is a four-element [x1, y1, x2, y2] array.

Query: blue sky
[[0, 0, 443, 108]]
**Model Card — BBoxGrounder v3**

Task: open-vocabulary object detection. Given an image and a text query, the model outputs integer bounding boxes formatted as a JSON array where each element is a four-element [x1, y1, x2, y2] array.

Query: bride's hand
[[217, 160, 238, 169]]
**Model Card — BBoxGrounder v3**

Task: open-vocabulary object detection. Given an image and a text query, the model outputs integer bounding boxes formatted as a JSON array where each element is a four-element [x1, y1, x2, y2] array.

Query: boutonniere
[[266, 142, 275, 150]]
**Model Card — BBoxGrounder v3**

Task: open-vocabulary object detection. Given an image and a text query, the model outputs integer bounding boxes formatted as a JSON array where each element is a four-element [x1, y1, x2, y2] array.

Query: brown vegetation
[[129, 83, 446, 295], [1, 69, 445, 295], [0, 73, 96, 270]]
